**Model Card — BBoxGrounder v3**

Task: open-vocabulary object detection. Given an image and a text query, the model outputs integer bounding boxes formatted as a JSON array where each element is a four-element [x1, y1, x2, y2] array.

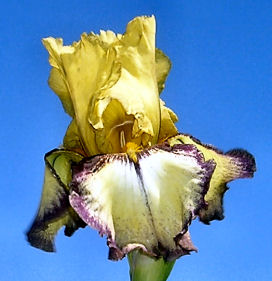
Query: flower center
[[105, 117, 143, 154], [119, 129, 142, 162]]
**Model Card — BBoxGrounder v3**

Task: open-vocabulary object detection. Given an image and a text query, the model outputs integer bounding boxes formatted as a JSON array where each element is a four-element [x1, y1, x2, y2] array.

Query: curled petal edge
[[168, 134, 256, 224], [69, 142, 216, 261]]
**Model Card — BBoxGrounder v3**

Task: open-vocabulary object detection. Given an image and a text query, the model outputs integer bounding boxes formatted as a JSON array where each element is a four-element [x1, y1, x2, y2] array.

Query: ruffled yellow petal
[[158, 100, 178, 142], [88, 16, 160, 153], [98, 30, 120, 45], [43, 35, 109, 155], [43, 16, 165, 156], [43, 38, 74, 117], [168, 134, 256, 224]]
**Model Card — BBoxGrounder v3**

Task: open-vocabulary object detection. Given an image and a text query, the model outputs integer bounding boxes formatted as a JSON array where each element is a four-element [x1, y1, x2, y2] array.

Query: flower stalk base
[[128, 250, 175, 281]]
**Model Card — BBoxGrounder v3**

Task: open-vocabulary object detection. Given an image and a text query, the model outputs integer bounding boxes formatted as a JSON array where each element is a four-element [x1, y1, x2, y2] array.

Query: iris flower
[[27, 16, 256, 281]]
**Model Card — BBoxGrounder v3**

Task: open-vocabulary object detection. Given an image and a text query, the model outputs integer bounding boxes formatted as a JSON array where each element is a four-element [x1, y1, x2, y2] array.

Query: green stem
[[128, 250, 175, 281]]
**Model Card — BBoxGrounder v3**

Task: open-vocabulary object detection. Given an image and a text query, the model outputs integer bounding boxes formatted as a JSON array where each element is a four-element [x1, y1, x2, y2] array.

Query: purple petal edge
[[169, 143, 216, 217], [70, 191, 152, 260], [69, 143, 217, 261], [69, 192, 111, 237], [226, 148, 256, 178]]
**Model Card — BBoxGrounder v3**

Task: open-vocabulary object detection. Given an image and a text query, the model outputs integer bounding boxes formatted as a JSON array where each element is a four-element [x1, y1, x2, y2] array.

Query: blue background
[[1, 1, 271, 280]]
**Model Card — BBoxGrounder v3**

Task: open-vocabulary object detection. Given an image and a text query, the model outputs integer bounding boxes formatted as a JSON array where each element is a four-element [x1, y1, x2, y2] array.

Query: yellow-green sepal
[[26, 149, 85, 252]]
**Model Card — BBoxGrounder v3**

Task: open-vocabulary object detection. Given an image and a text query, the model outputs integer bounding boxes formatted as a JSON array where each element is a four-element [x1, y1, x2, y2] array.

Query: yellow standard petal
[[43, 16, 166, 156], [89, 16, 161, 153], [43, 35, 108, 156], [43, 38, 75, 117]]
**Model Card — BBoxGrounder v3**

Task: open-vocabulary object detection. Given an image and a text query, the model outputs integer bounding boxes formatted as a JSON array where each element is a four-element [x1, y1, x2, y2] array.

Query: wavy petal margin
[[43, 16, 176, 155], [26, 150, 86, 252], [69, 142, 215, 260], [168, 134, 256, 224]]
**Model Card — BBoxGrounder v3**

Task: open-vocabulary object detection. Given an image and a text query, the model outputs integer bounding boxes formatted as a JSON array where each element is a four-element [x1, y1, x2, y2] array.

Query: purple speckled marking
[[69, 143, 218, 260], [69, 192, 111, 237], [71, 140, 247, 260]]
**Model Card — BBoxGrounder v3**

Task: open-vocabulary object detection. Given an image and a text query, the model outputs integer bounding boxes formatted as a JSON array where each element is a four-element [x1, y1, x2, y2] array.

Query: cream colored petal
[[69, 143, 215, 260], [168, 134, 256, 224], [158, 99, 178, 142], [155, 49, 171, 94]]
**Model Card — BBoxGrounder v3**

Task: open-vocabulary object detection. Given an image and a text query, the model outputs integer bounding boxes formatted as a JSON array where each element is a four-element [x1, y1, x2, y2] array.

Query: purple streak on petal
[[226, 148, 256, 178], [138, 143, 216, 260], [70, 143, 217, 261]]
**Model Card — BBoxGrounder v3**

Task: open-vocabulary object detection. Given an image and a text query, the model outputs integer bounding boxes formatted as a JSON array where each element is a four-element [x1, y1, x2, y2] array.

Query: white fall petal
[[69, 142, 216, 260]]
